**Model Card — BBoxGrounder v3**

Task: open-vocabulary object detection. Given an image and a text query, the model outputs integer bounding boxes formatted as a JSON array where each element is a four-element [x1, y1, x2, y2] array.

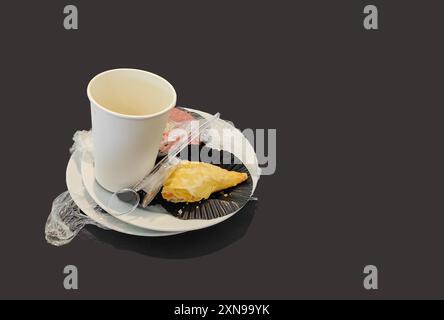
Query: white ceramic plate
[[81, 108, 260, 232], [66, 151, 183, 237]]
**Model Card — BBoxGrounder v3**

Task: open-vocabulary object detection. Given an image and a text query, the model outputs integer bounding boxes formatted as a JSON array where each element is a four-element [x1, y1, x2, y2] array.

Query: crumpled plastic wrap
[[45, 191, 109, 246], [45, 130, 109, 246], [70, 130, 94, 155]]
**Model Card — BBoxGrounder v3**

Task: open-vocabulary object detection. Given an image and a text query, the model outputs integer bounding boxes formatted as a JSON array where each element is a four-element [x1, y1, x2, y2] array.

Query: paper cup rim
[[87, 68, 177, 120]]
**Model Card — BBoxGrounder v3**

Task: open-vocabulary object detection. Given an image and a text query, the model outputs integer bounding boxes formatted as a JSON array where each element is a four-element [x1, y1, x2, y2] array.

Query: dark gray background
[[0, 0, 443, 299]]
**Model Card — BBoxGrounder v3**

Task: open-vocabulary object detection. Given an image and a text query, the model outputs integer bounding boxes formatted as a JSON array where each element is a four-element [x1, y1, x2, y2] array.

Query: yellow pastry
[[162, 161, 248, 203]]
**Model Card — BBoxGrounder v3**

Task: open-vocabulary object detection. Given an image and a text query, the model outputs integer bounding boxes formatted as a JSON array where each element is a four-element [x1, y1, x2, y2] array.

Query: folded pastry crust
[[161, 161, 248, 203]]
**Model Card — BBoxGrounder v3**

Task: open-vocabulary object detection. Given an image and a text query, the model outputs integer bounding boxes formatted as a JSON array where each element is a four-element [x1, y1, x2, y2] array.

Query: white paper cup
[[87, 68, 176, 192]]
